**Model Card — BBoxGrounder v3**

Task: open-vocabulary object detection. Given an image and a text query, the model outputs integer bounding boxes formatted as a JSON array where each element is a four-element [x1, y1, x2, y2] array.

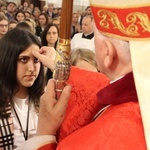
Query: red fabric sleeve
[[58, 67, 110, 141]]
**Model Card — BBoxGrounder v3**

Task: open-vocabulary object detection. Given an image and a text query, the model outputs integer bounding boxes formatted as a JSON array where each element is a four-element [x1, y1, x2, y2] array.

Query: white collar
[[110, 75, 125, 84], [83, 32, 93, 36]]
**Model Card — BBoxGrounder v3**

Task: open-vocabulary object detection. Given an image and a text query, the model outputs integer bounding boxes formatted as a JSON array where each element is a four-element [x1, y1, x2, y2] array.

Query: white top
[[12, 97, 38, 149], [71, 33, 95, 52]]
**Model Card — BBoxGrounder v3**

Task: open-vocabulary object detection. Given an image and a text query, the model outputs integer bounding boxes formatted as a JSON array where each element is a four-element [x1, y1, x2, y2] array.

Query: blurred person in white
[[0, 14, 8, 39], [71, 15, 95, 52]]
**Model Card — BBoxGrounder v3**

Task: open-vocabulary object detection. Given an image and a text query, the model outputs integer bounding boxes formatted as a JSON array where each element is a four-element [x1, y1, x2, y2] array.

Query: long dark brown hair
[[0, 28, 45, 118]]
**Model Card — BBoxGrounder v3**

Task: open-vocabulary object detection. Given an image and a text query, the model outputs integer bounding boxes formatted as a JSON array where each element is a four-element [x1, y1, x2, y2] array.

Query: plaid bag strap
[[0, 103, 14, 150]]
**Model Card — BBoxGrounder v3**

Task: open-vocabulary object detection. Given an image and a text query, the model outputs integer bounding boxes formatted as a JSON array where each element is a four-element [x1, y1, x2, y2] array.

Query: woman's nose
[[27, 61, 35, 72]]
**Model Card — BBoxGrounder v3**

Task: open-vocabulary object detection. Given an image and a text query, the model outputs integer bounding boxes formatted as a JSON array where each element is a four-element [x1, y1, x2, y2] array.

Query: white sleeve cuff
[[16, 135, 56, 150]]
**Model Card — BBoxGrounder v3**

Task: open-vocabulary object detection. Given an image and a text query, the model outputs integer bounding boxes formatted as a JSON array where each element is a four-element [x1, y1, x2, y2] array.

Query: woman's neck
[[14, 87, 28, 99], [72, 22, 78, 26], [41, 24, 45, 28], [48, 43, 55, 47]]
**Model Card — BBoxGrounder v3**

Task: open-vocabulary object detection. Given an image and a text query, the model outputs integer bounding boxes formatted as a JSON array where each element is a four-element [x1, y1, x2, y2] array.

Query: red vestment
[[38, 72, 147, 150], [58, 67, 109, 141]]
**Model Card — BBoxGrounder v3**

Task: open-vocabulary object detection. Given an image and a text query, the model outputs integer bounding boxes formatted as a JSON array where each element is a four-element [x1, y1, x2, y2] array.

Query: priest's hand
[[32, 46, 56, 71], [37, 79, 71, 136]]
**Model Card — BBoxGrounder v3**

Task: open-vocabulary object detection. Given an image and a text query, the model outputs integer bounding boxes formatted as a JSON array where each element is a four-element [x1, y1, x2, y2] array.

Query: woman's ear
[[103, 40, 116, 68]]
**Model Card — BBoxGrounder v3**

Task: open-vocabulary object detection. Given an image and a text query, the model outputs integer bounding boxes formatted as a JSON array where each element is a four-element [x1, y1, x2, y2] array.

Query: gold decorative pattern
[[127, 12, 150, 33], [97, 9, 150, 36], [53, 38, 71, 82], [53, 38, 71, 99]]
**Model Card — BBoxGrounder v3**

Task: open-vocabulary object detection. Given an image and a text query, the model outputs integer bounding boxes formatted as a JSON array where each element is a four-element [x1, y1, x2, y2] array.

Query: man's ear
[[103, 40, 116, 68]]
